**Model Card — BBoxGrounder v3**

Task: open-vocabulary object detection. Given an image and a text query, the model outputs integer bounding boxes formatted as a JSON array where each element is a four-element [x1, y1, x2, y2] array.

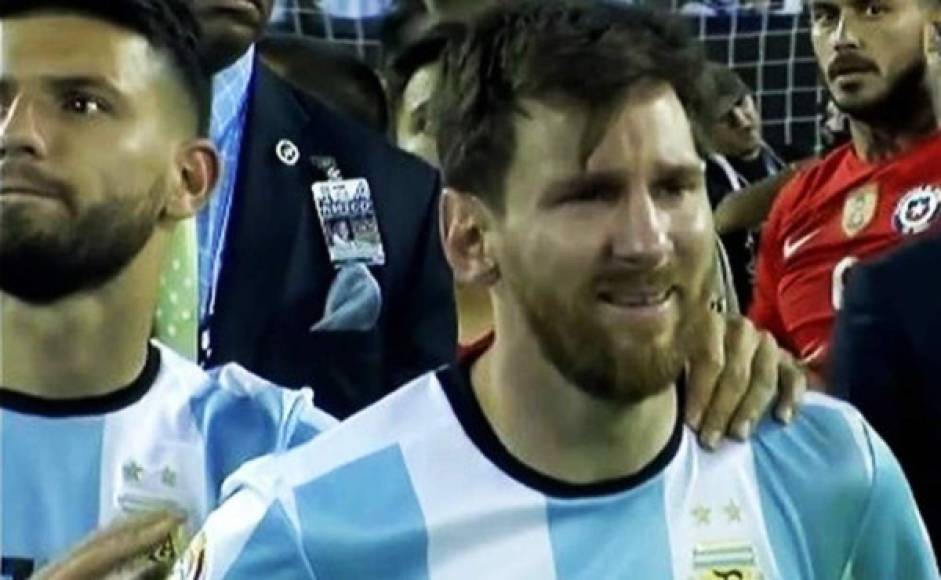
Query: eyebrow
[[0, 74, 124, 101], [652, 160, 706, 180], [544, 169, 623, 198]]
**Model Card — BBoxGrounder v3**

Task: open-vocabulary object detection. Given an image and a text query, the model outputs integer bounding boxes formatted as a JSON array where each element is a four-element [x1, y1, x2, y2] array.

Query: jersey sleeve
[[195, 365, 339, 508], [206, 363, 338, 450], [748, 176, 794, 351], [172, 482, 315, 580], [844, 421, 938, 579]]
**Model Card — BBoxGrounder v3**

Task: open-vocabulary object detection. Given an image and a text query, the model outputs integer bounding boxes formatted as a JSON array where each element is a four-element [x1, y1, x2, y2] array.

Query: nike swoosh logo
[[783, 229, 820, 260], [800, 343, 827, 365]]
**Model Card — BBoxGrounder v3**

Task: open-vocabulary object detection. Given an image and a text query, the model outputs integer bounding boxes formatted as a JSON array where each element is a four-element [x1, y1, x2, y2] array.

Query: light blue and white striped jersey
[[0, 341, 336, 579], [181, 362, 937, 580]]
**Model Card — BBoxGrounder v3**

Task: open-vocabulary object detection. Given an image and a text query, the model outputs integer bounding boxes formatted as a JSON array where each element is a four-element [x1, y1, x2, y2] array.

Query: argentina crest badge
[[693, 540, 764, 580]]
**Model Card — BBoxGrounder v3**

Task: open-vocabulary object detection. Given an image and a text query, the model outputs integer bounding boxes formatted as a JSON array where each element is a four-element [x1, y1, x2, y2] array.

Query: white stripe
[[232, 373, 446, 495], [199, 489, 284, 578], [664, 429, 781, 578], [400, 403, 557, 580], [664, 431, 697, 578], [98, 348, 210, 539]]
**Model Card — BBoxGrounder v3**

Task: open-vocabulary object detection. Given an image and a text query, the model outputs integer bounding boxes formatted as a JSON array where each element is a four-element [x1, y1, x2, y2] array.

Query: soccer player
[[749, 0, 941, 376], [0, 1, 335, 576], [175, 3, 935, 578]]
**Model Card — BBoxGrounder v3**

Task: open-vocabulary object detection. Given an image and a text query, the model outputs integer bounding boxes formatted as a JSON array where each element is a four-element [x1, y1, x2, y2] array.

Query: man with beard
[[0, 1, 335, 577], [826, 9, 941, 553], [749, 0, 941, 378], [172, 4, 934, 578]]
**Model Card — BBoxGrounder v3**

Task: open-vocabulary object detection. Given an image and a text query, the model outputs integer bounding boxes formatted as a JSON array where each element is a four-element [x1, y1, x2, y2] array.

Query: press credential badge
[[312, 178, 386, 267]]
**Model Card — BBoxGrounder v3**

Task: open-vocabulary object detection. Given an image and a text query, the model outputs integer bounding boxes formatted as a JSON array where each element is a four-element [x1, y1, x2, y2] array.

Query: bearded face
[[492, 84, 716, 404]]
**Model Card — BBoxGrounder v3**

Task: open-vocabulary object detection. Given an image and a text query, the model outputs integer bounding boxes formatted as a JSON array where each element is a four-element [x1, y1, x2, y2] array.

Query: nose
[[731, 107, 752, 130], [831, 14, 861, 50], [609, 188, 671, 269], [0, 96, 48, 160]]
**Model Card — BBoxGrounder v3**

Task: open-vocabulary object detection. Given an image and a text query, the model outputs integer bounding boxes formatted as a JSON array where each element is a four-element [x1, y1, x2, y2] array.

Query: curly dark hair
[[435, 0, 715, 209], [0, 0, 211, 136]]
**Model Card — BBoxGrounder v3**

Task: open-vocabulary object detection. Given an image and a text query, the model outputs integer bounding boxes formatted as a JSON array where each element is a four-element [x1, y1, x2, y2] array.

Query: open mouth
[[598, 287, 675, 309], [0, 182, 55, 200]]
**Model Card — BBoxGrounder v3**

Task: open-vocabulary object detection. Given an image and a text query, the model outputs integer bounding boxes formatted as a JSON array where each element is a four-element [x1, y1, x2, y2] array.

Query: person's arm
[[713, 165, 798, 235], [843, 423, 938, 578], [830, 262, 907, 415]]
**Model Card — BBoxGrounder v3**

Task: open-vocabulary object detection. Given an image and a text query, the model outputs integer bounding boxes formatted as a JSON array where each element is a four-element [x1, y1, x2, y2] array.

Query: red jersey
[[750, 132, 941, 372]]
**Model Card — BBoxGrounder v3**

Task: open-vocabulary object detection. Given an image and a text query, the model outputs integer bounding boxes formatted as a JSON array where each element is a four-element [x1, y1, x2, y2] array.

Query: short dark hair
[[435, 0, 715, 208], [259, 35, 389, 133], [0, 0, 212, 136], [385, 23, 458, 119]]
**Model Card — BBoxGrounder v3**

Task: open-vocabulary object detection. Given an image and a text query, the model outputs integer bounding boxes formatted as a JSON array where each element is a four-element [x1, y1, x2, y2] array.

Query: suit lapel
[[209, 63, 334, 367]]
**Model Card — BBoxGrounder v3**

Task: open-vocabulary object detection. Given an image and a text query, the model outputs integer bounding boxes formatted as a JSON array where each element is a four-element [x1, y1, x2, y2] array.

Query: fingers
[[697, 318, 758, 450], [685, 311, 725, 431], [773, 352, 807, 424], [727, 330, 778, 441], [34, 510, 184, 580]]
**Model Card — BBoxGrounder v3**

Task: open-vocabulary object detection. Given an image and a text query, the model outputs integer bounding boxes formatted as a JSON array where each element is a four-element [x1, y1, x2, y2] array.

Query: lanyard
[[710, 146, 783, 191]]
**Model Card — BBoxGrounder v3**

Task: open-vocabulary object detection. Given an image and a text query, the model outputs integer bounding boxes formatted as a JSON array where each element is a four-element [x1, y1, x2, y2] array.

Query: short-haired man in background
[[829, 3, 941, 552], [703, 63, 795, 312], [750, 0, 941, 377], [177, 3, 934, 578], [0, 1, 334, 576]]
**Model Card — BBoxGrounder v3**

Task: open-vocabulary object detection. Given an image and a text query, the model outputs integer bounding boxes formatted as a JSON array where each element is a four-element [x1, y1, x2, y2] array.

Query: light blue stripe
[[546, 480, 672, 579], [845, 427, 938, 577], [295, 445, 430, 579], [190, 388, 281, 506], [1, 412, 104, 570], [189, 387, 284, 509], [752, 404, 871, 578]]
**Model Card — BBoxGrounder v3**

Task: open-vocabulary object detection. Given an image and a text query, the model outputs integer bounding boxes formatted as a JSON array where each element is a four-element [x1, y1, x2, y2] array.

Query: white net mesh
[[268, 1, 825, 155], [691, 12, 824, 155]]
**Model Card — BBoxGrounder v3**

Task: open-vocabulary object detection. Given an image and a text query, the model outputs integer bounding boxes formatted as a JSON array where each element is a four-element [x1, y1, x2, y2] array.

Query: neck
[[739, 146, 763, 162], [849, 93, 938, 163], [1, 235, 166, 400], [471, 301, 678, 485], [456, 284, 494, 345]]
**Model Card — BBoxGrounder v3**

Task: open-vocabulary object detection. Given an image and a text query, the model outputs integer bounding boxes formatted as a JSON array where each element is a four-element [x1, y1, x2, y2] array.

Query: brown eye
[[62, 93, 110, 116]]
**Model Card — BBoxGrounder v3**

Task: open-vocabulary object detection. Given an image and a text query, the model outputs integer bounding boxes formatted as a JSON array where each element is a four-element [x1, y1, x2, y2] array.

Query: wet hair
[[0, 0, 211, 135], [435, 0, 715, 208]]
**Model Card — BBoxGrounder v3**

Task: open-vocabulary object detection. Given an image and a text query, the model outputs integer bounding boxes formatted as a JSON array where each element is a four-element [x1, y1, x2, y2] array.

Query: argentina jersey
[[180, 361, 937, 580], [0, 341, 337, 580]]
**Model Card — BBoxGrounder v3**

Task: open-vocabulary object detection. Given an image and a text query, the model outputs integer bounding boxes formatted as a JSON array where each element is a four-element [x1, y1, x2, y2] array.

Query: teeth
[[603, 290, 670, 307]]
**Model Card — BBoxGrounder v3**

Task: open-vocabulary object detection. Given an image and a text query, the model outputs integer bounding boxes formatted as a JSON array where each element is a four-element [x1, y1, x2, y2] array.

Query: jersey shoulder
[[220, 371, 450, 501], [754, 393, 876, 488]]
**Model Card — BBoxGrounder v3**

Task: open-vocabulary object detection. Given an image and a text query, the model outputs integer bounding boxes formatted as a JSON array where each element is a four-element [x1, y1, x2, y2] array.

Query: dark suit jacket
[[205, 63, 456, 419], [831, 232, 941, 552]]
